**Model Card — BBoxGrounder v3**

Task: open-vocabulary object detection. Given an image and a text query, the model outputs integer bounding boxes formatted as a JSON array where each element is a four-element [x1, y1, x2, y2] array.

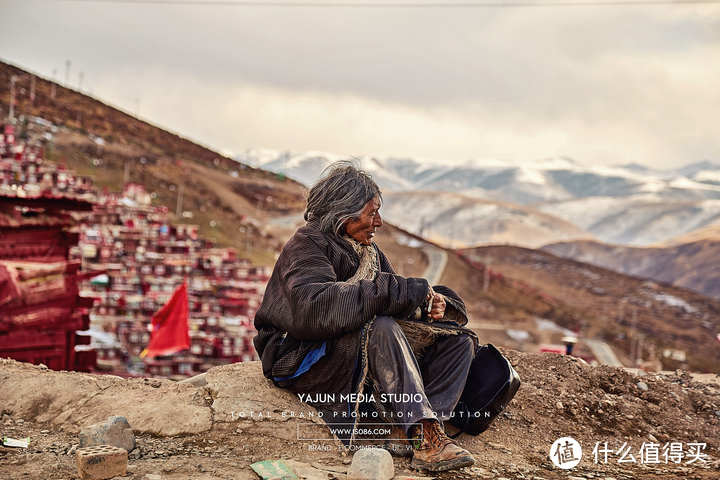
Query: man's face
[[345, 197, 383, 245]]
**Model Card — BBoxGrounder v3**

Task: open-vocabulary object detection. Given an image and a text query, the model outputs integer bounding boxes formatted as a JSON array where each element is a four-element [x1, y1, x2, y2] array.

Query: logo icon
[[550, 436, 582, 469]]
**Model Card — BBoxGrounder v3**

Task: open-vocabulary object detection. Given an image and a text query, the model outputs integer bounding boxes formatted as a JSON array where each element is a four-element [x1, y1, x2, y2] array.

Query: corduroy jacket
[[253, 221, 430, 393]]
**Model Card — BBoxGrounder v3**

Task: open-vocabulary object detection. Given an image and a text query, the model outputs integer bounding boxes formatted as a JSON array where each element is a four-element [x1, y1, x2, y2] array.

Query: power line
[[56, 0, 720, 8]]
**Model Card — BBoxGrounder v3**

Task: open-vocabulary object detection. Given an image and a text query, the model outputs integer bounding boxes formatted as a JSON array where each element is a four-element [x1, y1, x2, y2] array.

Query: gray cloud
[[1, 0, 718, 167]]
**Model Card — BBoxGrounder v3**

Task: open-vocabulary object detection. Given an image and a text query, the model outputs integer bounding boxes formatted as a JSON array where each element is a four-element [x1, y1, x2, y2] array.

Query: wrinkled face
[[345, 197, 383, 245]]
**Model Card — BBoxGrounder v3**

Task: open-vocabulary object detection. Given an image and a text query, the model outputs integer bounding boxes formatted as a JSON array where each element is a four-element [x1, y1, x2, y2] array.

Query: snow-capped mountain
[[236, 150, 720, 247]]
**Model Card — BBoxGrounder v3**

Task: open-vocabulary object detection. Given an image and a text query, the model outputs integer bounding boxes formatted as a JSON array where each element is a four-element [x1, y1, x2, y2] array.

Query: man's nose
[[374, 214, 383, 227]]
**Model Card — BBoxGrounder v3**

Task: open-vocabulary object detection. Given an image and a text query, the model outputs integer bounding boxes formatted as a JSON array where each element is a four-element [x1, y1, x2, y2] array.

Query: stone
[[76, 445, 128, 480], [648, 434, 658, 442], [637, 382, 649, 392], [178, 372, 208, 387], [79, 416, 136, 453], [144, 475, 162, 480], [67, 444, 78, 455], [347, 448, 394, 480]]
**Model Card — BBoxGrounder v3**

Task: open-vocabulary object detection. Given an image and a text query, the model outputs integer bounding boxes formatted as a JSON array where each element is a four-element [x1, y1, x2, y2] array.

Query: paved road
[[422, 245, 448, 286], [585, 338, 624, 367]]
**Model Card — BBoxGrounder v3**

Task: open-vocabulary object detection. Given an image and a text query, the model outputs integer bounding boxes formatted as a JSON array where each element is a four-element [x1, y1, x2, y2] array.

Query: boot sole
[[410, 454, 475, 472]]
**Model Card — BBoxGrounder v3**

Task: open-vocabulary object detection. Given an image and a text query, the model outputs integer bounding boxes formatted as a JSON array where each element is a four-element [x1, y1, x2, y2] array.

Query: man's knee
[[440, 333, 475, 357], [370, 315, 403, 341]]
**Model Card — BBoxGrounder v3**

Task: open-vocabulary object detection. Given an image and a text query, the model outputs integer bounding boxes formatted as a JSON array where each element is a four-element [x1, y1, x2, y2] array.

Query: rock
[[67, 444, 78, 455], [144, 475, 162, 480], [556, 401, 564, 410], [648, 434, 658, 442], [637, 382, 649, 392], [79, 416, 136, 453], [347, 448, 394, 480], [178, 372, 208, 387]]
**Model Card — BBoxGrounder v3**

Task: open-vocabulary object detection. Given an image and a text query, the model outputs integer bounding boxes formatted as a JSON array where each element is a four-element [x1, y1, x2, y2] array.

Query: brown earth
[[2, 353, 719, 480], [543, 239, 720, 301], [460, 245, 720, 373]]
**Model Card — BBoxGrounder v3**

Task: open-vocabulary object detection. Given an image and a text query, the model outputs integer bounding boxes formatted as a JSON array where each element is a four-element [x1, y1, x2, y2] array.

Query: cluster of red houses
[[0, 117, 267, 378], [75, 184, 267, 376]]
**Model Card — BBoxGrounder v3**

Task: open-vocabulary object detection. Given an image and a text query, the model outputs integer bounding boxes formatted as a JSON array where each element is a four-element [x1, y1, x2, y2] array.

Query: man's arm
[[280, 235, 429, 341]]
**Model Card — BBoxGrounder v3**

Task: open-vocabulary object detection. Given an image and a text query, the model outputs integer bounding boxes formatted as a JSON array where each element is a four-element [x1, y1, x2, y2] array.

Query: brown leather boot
[[409, 419, 475, 472], [382, 424, 413, 457]]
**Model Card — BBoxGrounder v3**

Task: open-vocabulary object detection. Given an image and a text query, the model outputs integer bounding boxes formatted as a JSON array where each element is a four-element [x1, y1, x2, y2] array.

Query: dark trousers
[[367, 316, 474, 432]]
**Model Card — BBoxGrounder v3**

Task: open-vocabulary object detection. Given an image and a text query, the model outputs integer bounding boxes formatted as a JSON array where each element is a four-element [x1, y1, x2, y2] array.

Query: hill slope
[[461, 245, 720, 372], [543, 239, 720, 300], [0, 60, 307, 265]]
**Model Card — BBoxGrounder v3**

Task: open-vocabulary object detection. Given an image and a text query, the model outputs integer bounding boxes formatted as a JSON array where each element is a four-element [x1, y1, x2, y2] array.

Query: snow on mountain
[[381, 191, 590, 249], [235, 150, 720, 247], [538, 197, 720, 245]]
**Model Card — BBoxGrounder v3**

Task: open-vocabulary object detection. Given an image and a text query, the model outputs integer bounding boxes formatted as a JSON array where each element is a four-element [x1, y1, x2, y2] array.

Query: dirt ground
[[1, 352, 719, 480]]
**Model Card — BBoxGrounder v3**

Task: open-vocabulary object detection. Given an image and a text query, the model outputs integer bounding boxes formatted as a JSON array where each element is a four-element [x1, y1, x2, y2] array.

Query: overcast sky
[[1, 0, 719, 168]]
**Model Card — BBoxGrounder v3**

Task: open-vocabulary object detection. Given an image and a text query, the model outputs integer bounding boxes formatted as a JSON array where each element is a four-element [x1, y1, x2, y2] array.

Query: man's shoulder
[[278, 225, 336, 263], [285, 224, 330, 250]]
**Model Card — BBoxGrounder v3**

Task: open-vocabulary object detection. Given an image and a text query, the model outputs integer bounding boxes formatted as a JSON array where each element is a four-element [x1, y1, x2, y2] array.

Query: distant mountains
[[237, 150, 720, 247]]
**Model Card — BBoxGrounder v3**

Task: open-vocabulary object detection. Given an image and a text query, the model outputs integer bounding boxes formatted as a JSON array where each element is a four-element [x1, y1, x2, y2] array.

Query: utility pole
[[51, 69, 57, 99], [175, 183, 184, 218], [631, 307, 638, 366], [8, 75, 17, 122], [123, 159, 130, 184], [65, 60, 71, 85], [483, 255, 492, 293], [30, 75, 36, 104]]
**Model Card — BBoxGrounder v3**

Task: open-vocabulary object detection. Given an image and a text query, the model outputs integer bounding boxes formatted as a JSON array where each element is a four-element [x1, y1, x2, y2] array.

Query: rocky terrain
[[1, 354, 719, 479]]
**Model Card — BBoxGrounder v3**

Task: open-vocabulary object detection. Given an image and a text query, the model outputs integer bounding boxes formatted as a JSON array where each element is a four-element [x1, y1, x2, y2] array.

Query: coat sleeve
[[279, 235, 429, 341]]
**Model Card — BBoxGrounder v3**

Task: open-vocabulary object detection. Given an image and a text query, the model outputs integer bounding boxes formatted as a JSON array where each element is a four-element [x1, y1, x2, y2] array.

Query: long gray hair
[[304, 160, 382, 236]]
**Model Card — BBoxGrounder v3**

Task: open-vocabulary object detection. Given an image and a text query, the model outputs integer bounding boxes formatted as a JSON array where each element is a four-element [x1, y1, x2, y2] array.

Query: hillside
[[1, 355, 718, 479], [543, 239, 720, 300], [461, 245, 720, 372], [0, 60, 307, 265]]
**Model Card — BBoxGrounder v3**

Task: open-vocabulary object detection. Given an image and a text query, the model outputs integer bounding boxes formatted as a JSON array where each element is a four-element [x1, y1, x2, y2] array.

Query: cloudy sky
[[1, 0, 719, 168]]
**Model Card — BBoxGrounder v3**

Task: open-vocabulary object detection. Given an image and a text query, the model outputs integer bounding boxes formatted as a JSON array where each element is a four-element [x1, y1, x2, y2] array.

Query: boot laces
[[420, 420, 452, 450]]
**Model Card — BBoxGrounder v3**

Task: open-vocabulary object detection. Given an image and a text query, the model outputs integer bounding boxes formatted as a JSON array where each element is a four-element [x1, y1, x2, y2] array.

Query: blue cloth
[[273, 341, 327, 382]]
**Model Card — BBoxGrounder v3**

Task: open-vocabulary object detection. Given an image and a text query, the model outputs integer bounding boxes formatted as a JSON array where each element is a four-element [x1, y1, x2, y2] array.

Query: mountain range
[[238, 150, 720, 247]]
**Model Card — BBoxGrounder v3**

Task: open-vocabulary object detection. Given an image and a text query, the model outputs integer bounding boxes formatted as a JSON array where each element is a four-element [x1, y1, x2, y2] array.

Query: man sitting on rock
[[253, 161, 477, 472]]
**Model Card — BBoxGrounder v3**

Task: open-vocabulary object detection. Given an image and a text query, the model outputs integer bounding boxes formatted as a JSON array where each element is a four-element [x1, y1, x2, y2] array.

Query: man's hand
[[426, 287, 446, 321]]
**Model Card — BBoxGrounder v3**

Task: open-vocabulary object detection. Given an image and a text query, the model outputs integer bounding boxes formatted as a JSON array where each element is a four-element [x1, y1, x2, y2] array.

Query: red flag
[[142, 282, 190, 358]]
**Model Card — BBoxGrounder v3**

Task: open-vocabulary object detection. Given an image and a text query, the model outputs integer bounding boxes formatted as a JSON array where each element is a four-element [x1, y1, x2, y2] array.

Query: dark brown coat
[[253, 221, 430, 396]]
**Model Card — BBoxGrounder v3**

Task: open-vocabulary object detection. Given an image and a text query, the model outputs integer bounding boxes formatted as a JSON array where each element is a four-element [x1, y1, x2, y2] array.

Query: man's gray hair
[[304, 160, 382, 236]]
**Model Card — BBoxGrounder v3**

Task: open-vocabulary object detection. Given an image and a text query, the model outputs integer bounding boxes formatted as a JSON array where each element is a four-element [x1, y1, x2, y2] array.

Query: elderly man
[[254, 162, 477, 472]]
